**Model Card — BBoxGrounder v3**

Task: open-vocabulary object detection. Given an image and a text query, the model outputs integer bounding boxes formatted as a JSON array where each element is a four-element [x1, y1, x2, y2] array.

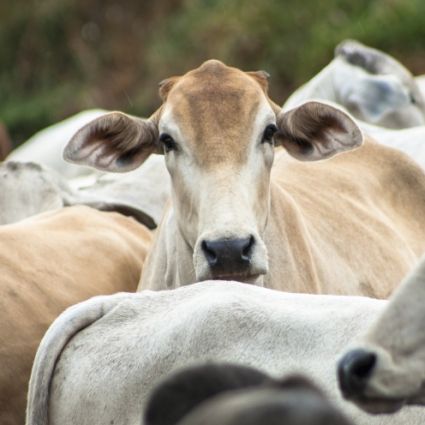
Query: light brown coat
[[0, 206, 151, 425]]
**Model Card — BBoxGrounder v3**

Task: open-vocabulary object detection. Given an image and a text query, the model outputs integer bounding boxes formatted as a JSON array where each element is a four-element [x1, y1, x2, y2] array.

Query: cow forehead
[[159, 61, 273, 165]]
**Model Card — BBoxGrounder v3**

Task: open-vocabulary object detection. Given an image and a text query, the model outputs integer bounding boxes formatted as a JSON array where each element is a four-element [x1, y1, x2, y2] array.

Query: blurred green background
[[1, 0, 425, 146]]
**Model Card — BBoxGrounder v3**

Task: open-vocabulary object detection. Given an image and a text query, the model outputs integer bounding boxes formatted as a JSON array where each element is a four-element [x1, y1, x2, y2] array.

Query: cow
[[338, 254, 425, 415], [0, 157, 169, 227], [0, 206, 152, 425], [63, 59, 425, 297], [26, 281, 425, 424], [284, 39, 425, 128], [144, 363, 354, 425], [7, 109, 107, 179], [0, 161, 74, 225]]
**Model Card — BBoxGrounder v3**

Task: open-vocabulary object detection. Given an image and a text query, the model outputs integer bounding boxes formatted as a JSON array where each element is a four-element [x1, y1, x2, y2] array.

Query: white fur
[[284, 57, 425, 128], [26, 281, 425, 425], [284, 56, 425, 169], [340, 254, 425, 412], [0, 155, 169, 227]]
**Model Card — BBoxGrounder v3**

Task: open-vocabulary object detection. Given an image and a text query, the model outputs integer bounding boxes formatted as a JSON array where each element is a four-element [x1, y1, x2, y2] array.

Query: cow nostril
[[338, 349, 377, 398], [241, 235, 255, 262], [350, 353, 376, 379], [201, 240, 218, 267]]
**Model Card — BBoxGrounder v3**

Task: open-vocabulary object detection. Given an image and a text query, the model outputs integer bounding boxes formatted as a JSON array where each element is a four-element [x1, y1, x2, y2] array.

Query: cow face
[[337, 256, 425, 414], [335, 39, 425, 128], [157, 61, 277, 282], [64, 60, 362, 283]]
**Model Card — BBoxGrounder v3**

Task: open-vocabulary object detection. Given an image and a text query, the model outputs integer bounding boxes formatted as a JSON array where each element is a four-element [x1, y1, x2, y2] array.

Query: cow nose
[[337, 349, 377, 399], [201, 236, 255, 275]]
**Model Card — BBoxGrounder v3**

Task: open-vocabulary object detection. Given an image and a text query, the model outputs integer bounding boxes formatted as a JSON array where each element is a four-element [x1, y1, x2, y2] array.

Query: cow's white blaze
[[159, 98, 275, 281]]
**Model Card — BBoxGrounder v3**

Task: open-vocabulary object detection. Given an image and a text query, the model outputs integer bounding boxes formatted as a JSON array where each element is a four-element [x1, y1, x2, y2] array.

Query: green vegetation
[[1, 0, 425, 145]]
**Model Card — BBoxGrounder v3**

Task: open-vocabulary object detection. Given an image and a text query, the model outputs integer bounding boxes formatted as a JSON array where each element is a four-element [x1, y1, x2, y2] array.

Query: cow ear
[[335, 39, 386, 74], [276, 101, 363, 161], [247, 70, 270, 93], [159, 77, 179, 101], [63, 112, 159, 172]]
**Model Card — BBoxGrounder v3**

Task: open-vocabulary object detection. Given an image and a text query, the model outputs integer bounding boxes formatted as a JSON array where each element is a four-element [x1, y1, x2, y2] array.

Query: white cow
[[284, 39, 425, 128], [284, 40, 425, 169], [338, 254, 425, 415], [0, 161, 75, 224], [26, 281, 425, 425], [0, 157, 169, 227]]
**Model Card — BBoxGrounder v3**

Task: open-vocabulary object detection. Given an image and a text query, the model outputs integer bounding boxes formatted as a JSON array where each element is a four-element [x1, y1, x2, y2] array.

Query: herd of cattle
[[2, 39, 425, 424]]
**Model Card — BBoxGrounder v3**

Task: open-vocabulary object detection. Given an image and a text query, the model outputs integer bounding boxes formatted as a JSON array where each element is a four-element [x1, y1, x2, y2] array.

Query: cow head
[[334, 39, 425, 128], [337, 255, 425, 414], [64, 60, 362, 283]]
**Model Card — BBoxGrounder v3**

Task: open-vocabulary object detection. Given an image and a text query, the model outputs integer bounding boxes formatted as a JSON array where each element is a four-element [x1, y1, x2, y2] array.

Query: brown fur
[[263, 138, 425, 297], [0, 206, 152, 425], [166, 62, 264, 168]]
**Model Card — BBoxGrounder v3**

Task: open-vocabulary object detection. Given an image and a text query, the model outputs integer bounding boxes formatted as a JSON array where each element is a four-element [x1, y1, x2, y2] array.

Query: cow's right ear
[[63, 112, 160, 172]]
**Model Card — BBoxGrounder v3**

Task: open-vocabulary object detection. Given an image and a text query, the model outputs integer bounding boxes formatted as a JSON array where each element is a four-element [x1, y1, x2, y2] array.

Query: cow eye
[[410, 93, 417, 104], [159, 133, 177, 153], [262, 124, 278, 144]]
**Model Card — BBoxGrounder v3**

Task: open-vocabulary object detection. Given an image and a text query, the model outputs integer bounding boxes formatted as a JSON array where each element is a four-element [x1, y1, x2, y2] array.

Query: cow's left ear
[[64, 112, 160, 172], [276, 101, 363, 161]]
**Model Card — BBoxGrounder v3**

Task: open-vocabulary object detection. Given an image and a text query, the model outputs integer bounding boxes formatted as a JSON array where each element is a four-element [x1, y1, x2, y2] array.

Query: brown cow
[[64, 60, 425, 297], [0, 206, 151, 425]]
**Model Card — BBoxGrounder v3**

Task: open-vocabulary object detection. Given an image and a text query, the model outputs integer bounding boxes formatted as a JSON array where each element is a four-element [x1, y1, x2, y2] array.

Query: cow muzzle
[[337, 349, 377, 400], [193, 231, 268, 282], [202, 236, 254, 274]]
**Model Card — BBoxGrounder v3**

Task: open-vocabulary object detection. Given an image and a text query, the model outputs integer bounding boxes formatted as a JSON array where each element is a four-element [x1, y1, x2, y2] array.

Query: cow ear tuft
[[247, 70, 270, 93]]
